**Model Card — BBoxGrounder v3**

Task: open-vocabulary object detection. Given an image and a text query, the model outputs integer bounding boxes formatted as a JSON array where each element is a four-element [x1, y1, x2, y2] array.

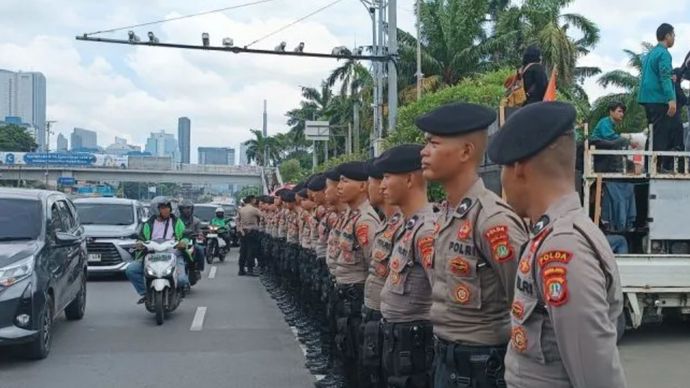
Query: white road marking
[[190, 306, 207, 331], [209, 266, 217, 279]]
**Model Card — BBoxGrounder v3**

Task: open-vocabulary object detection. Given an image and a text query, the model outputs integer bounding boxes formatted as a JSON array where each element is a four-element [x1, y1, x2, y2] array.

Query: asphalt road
[[0, 249, 314, 388], [1, 249, 689, 388]]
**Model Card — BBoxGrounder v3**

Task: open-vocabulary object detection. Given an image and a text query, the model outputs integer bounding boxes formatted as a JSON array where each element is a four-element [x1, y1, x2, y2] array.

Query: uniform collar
[[450, 179, 484, 219], [531, 192, 581, 236], [404, 204, 434, 230]]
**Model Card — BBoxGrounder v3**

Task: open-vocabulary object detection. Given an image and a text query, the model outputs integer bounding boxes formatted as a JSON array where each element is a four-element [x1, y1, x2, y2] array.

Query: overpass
[[0, 165, 264, 186]]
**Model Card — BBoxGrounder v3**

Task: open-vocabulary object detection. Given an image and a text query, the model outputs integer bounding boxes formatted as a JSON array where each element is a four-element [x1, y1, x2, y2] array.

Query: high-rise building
[[106, 137, 141, 155], [198, 147, 235, 165], [239, 142, 249, 165], [70, 127, 98, 150], [56, 133, 68, 151], [0, 69, 47, 150], [178, 117, 191, 164], [145, 130, 179, 162]]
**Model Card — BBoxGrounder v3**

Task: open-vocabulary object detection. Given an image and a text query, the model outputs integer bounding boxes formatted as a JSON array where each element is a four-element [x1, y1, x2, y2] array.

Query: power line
[[84, 0, 277, 37], [245, 0, 345, 48]]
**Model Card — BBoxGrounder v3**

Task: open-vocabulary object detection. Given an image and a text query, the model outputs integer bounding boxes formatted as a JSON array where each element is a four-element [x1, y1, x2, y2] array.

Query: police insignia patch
[[390, 272, 402, 285], [375, 263, 388, 277], [402, 231, 413, 243], [374, 250, 386, 261], [511, 300, 525, 320], [456, 220, 472, 240], [485, 225, 514, 263], [418, 236, 435, 269], [356, 224, 369, 246], [543, 266, 568, 307], [518, 257, 531, 274], [453, 284, 471, 304], [449, 257, 470, 276], [433, 222, 441, 237], [538, 250, 573, 268], [456, 198, 473, 217], [511, 326, 528, 352]]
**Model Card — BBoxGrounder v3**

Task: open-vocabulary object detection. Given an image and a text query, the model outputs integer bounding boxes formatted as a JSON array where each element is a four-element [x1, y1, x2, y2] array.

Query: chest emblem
[[453, 284, 471, 304], [511, 326, 528, 352]]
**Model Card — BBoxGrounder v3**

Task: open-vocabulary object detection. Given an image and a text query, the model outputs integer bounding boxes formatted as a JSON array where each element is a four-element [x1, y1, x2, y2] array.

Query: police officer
[[334, 161, 381, 388], [238, 195, 262, 276], [360, 158, 403, 388], [417, 102, 529, 387], [375, 144, 436, 388], [488, 102, 627, 388]]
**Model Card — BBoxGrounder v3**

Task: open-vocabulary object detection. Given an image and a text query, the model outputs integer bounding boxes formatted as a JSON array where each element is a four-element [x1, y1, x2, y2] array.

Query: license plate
[[88, 253, 102, 262], [206, 233, 217, 238]]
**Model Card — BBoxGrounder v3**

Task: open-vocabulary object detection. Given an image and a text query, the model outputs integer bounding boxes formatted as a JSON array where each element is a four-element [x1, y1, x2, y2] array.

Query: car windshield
[[221, 205, 237, 217], [0, 198, 42, 241], [194, 206, 217, 222], [75, 203, 135, 225]]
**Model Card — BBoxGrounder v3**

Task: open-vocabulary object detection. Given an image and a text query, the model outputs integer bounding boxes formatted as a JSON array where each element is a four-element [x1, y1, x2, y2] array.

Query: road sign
[[57, 176, 76, 186], [305, 121, 330, 141]]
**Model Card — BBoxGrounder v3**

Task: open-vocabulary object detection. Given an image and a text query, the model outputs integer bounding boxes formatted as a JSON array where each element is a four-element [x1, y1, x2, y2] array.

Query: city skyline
[[0, 69, 46, 151]]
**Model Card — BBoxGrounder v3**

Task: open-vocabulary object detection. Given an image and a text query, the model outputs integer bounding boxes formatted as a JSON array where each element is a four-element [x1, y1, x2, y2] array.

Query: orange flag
[[543, 68, 558, 101]]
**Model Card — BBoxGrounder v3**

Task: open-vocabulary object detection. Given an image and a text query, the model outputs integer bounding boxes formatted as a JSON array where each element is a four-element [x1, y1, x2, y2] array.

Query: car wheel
[[24, 294, 54, 360], [65, 272, 87, 320]]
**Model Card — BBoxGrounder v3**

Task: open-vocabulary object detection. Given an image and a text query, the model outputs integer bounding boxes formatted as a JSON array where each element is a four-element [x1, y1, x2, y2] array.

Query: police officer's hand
[[176, 241, 187, 250], [668, 100, 677, 117], [135, 241, 145, 250]]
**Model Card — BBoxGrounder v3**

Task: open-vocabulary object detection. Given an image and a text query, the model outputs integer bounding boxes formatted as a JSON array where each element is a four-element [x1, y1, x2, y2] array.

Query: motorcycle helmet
[[150, 196, 173, 218], [215, 207, 225, 217], [180, 199, 194, 213]]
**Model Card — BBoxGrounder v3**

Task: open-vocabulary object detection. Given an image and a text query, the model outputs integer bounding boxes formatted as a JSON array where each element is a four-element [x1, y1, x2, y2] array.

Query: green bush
[[387, 69, 512, 147]]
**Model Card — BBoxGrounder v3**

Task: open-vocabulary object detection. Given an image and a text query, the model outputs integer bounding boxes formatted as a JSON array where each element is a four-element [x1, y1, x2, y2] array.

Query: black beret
[[488, 101, 577, 165], [366, 158, 384, 180], [374, 144, 423, 174], [307, 174, 327, 191], [262, 196, 274, 204], [324, 168, 340, 181], [296, 188, 309, 199], [293, 181, 306, 192], [274, 188, 289, 197], [415, 102, 496, 136], [337, 161, 369, 181], [281, 191, 296, 203]]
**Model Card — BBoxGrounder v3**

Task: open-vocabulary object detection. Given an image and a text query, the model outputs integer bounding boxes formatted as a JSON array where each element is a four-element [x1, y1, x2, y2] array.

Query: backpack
[[501, 64, 536, 107]]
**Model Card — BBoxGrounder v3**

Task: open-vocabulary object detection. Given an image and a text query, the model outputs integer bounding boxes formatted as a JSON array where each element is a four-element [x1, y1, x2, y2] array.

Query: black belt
[[362, 305, 382, 322]]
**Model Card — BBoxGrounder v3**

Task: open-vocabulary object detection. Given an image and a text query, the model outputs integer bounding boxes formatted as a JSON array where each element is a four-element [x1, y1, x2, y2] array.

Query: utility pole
[[45, 120, 56, 188], [353, 102, 360, 154], [387, 0, 398, 138], [416, 0, 423, 100], [262, 100, 268, 167]]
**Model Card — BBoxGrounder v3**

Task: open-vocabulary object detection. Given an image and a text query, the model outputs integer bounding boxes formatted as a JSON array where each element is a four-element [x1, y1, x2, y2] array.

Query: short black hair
[[657, 23, 674, 41], [608, 101, 626, 113], [244, 195, 255, 204]]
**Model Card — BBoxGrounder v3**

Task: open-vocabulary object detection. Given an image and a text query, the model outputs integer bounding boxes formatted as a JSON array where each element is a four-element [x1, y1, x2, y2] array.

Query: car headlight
[[0, 256, 34, 288]]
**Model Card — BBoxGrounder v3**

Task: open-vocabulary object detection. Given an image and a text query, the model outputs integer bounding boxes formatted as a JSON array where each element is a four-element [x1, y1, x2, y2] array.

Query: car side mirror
[[55, 232, 80, 246]]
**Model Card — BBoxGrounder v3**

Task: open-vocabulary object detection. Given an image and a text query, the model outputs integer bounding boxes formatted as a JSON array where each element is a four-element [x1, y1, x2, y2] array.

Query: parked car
[[0, 188, 88, 359], [73, 198, 146, 275]]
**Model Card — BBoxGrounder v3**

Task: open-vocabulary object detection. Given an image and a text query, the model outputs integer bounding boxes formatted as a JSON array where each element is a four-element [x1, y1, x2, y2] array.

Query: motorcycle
[[205, 225, 228, 264], [186, 235, 205, 286], [142, 239, 184, 325]]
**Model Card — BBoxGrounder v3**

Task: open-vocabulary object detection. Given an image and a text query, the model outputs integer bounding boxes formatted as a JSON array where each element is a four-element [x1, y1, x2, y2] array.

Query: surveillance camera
[[147, 32, 159, 43], [294, 42, 305, 53], [275, 41, 286, 52], [222, 37, 234, 47], [202, 32, 210, 47], [128, 30, 140, 43]]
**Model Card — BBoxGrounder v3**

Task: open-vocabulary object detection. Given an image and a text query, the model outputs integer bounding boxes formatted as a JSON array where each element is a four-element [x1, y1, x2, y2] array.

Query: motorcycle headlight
[[0, 256, 34, 288]]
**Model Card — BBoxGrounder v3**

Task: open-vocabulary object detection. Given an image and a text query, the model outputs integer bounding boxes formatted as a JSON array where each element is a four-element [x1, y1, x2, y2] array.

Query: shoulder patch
[[543, 266, 569, 307], [484, 225, 514, 263], [356, 223, 370, 246], [538, 250, 573, 268]]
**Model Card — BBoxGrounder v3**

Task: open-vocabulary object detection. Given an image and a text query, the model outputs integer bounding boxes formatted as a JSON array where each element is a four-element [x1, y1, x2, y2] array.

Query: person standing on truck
[[489, 101, 627, 388], [521, 45, 548, 105], [638, 23, 677, 172], [417, 102, 529, 388]]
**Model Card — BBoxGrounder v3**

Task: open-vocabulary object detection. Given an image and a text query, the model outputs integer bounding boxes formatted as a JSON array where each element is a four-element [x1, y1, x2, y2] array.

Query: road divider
[[190, 306, 207, 331]]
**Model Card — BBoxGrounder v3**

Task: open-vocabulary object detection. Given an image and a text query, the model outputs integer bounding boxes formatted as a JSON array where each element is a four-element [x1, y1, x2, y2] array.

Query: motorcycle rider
[[210, 207, 231, 248], [125, 198, 190, 304], [179, 199, 205, 272]]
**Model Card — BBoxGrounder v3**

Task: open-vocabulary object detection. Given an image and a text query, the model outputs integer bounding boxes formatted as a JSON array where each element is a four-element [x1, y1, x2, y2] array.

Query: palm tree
[[243, 129, 279, 166], [589, 43, 653, 132]]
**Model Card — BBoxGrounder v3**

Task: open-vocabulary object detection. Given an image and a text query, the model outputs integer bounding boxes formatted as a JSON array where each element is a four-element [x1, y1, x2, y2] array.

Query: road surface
[[0, 249, 688, 387]]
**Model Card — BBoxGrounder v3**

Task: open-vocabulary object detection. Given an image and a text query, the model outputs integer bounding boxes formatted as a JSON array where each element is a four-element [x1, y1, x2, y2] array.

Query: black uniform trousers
[[433, 337, 507, 388], [643, 103, 681, 171], [381, 320, 433, 388], [238, 230, 258, 273]]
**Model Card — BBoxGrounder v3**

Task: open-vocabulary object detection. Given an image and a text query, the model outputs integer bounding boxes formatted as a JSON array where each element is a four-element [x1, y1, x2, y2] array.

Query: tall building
[[145, 130, 179, 162], [0, 69, 47, 150], [198, 147, 235, 165], [106, 137, 141, 155], [56, 133, 68, 151], [178, 117, 191, 164], [70, 127, 98, 150], [239, 142, 249, 165]]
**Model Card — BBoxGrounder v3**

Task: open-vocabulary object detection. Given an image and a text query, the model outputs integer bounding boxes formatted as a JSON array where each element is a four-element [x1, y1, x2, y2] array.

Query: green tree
[[244, 129, 280, 166], [0, 124, 38, 152], [278, 158, 306, 183], [234, 185, 263, 203]]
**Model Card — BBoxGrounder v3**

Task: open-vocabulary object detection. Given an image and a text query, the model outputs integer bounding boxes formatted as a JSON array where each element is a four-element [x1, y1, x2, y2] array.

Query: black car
[[0, 188, 88, 359]]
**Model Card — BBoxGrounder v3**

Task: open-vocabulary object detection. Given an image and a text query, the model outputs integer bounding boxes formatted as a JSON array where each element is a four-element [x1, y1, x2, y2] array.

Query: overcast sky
[[0, 0, 688, 161]]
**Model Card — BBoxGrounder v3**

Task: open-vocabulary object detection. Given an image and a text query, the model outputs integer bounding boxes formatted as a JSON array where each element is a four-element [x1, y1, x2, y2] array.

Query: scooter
[[205, 225, 228, 264], [187, 235, 205, 286], [142, 239, 184, 325]]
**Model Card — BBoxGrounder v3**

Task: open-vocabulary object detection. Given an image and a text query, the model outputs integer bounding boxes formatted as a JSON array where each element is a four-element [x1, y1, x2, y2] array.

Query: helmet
[[180, 199, 194, 212], [215, 207, 225, 214], [150, 196, 172, 217]]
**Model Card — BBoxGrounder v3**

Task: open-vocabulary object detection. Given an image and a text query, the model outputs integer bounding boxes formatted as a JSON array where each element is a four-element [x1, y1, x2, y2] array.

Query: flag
[[543, 68, 558, 102]]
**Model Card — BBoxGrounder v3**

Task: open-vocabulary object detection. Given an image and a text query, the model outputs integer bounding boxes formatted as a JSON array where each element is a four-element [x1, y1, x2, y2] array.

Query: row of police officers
[[254, 102, 627, 388]]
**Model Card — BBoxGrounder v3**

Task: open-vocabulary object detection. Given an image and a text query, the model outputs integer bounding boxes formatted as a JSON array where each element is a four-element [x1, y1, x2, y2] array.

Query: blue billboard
[[23, 152, 97, 166]]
